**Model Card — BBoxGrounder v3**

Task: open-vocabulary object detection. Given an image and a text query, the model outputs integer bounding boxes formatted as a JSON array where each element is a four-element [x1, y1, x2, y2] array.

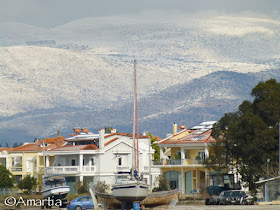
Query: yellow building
[[152, 121, 216, 194], [8, 135, 65, 189]]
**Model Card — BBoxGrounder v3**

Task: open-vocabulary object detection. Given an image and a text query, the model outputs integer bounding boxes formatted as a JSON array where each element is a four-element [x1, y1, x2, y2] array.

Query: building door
[[185, 171, 192, 194], [200, 171, 206, 189], [65, 176, 76, 194], [164, 171, 181, 190]]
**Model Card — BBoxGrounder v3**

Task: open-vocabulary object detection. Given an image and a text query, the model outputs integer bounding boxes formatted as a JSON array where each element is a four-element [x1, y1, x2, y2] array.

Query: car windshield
[[232, 191, 246, 196], [224, 191, 231, 196]]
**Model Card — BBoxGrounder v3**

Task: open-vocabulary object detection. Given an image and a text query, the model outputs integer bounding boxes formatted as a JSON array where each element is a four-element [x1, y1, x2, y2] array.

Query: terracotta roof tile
[[11, 136, 66, 152], [82, 144, 97, 150], [159, 129, 216, 145], [104, 137, 119, 146], [50, 144, 97, 151], [37, 136, 66, 144], [0, 148, 13, 152]]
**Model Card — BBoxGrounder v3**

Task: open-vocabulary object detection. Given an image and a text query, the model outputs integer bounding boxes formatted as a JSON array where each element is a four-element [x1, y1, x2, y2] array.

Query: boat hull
[[42, 186, 70, 199], [112, 182, 149, 202]]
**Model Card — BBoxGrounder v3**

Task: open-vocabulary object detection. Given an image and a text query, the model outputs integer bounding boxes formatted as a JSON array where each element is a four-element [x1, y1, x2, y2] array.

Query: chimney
[[173, 122, 177, 135], [111, 128, 117, 134], [57, 130, 60, 137], [142, 131, 147, 136], [99, 128, 105, 148]]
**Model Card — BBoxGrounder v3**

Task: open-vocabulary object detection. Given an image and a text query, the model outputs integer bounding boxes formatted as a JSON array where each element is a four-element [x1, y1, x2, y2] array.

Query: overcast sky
[[0, 0, 279, 27]]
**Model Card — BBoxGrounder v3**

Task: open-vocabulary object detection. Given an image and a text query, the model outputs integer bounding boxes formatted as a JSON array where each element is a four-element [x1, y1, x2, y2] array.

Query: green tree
[[149, 133, 160, 160], [0, 165, 14, 188], [205, 79, 280, 192], [105, 126, 113, 133], [17, 175, 37, 194], [13, 142, 19, 148]]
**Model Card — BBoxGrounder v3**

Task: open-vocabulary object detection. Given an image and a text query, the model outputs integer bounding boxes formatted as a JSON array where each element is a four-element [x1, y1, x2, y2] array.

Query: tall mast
[[132, 59, 140, 174], [132, 59, 137, 173], [135, 60, 139, 173], [43, 140, 46, 176]]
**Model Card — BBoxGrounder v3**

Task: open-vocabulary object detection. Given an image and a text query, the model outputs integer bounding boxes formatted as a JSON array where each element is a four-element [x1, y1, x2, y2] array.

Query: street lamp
[[267, 158, 270, 202]]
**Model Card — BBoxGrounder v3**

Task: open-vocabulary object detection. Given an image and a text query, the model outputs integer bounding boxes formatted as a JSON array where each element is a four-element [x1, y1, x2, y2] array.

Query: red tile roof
[[11, 136, 65, 152], [104, 137, 119, 146], [0, 148, 13, 152], [159, 129, 215, 145], [49, 144, 97, 151], [37, 136, 66, 144], [82, 144, 97, 150]]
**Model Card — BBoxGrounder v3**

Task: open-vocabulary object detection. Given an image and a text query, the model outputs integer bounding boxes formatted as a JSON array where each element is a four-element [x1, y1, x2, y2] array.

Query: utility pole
[[267, 158, 270, 202]]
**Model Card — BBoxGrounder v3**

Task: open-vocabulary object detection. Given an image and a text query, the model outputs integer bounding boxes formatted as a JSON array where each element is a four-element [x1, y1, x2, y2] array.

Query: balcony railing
[[11, 167, 22, 172], [46, 166, 96, 174], [143, 166, 160, 172], [46, 166, 79, 174], [115, 166, 130, 172], [83, 166, 96, 172], [152, 159, 203, 166]]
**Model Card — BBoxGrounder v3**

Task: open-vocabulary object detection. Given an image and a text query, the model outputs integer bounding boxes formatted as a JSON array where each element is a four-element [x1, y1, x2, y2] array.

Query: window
[[26, 157, 32, 172], [71, 159, 76, 166], [78, 197, 89, 201], [118, 157, 122, 166], [91, 158, 94, 166], [83, 159, 85, 166], [197, 151, 205, 160], [185, 151, 188, 159]]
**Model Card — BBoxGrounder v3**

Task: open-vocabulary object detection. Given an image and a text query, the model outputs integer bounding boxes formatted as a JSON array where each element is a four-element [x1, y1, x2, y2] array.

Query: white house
[[45, 128, 160, 193]]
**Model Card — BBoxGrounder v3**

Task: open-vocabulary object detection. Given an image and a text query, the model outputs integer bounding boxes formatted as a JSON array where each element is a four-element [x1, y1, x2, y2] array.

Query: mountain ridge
[[1, 69, 279, 145], [0, 13, 279, 145]]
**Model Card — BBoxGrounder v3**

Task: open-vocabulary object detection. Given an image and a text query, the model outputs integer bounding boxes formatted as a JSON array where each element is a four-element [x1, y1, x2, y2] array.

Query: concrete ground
[[166, 205, 280, 210]]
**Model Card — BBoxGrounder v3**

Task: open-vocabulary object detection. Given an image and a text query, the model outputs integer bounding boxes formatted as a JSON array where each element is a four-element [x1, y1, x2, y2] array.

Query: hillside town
[[0, 121, 217, 194]]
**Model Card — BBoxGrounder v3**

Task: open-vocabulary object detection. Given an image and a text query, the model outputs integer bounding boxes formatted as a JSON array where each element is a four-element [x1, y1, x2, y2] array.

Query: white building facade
[[45, 128, 160, 193]]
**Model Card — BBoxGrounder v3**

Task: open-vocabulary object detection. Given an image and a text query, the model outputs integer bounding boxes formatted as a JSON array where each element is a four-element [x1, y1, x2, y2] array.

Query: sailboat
[[41, 140, 70, 202], [112, 60, 149, 206], [41, 174, 70, 200]]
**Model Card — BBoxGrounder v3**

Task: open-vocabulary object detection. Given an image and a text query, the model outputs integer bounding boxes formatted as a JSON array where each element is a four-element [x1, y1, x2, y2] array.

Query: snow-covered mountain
[[0, 14, 279, 145]]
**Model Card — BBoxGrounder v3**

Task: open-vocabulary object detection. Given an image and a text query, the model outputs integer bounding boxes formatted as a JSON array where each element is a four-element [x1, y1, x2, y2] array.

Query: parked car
[[190, 189, 200, 194], [67, 195, 94, 210], [217, 190, 249, 205]]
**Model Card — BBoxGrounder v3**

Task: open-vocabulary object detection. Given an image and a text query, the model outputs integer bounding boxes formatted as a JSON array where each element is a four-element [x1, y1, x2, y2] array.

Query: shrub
[[75, 180, 89, 194], [94, 180, 109, 193], [152, 175, 170, 192], [17, 175, 37, 194]]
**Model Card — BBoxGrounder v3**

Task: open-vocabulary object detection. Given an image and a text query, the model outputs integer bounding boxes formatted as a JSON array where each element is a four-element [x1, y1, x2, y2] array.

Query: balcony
[[82, 166, 96, 173], [152, 159, 203, 167], [46, 166, 78, 174], [46, 166, 96, 175]]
